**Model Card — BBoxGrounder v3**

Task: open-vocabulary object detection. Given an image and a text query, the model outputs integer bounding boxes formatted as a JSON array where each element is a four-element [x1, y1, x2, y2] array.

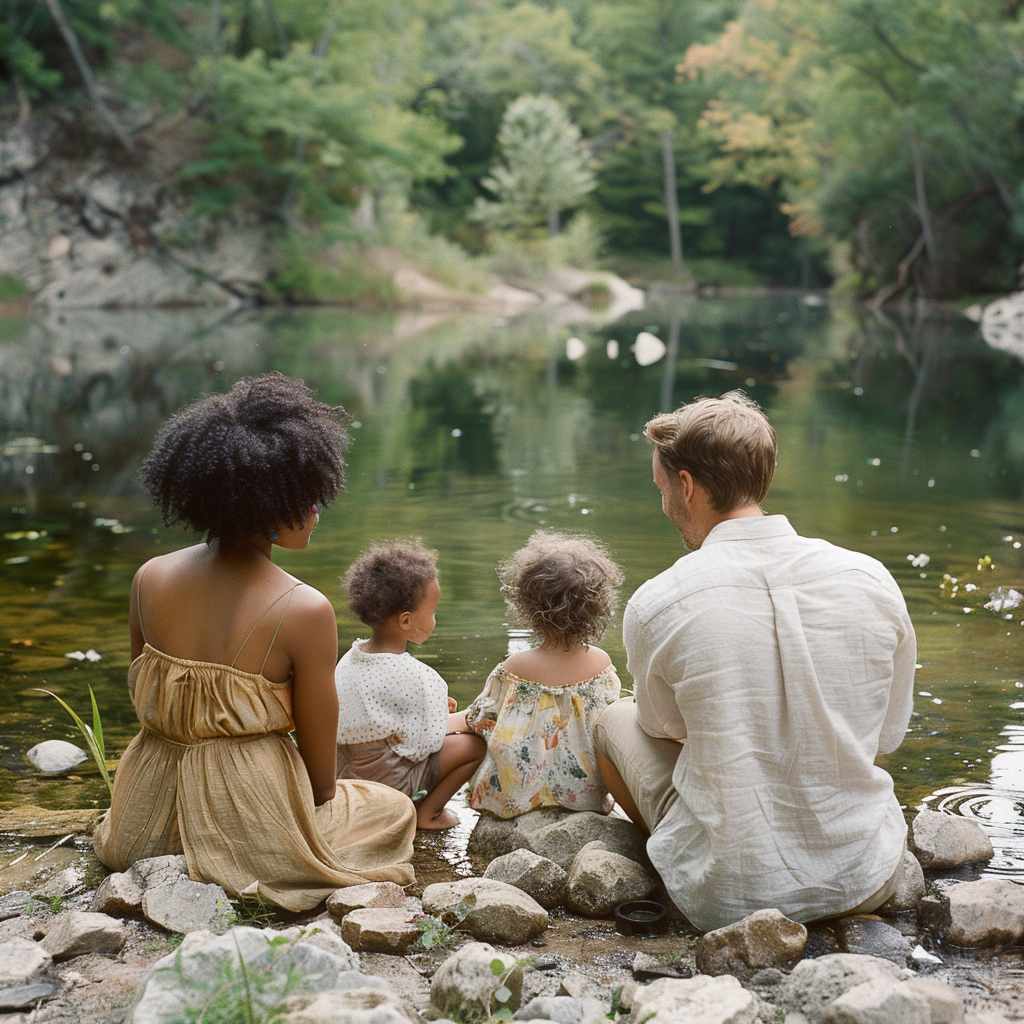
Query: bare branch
[[41, 0, 133, 153]]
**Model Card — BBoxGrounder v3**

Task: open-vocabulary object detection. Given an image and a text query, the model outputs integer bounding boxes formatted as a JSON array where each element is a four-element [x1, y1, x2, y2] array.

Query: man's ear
[[676, 468, 696, 502]]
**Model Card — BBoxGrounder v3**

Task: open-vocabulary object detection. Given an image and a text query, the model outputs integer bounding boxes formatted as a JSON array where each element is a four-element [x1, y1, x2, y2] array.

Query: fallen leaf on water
[[10, 639, 34, 647]]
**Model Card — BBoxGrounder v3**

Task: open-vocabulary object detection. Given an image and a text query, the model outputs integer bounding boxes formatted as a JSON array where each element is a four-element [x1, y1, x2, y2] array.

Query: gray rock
[[430, 942, 524, 1020], [130, 923, 359, 1024], [0, 936, 53, 986], [467, 808, 573, 865], [141, 875, 234, 935], [0, 121, 56, 184], [908, 810, 994, 870], [879, 850, 926, 913], [833, 916, 913, 965], [565, 843, 657, 917], [695, 908, 807, 978], [777, 953, 908, 1023], [625, 975, 767, 1024], [820, 979, 931, 1024], [326, 882, 407, 921], [130, 855, 190, 890], [945, 878, 1024, 947], [902, 978, 965, 1024], [91, 870, 144, 917], [422, 878, 548, 945], [484, 850, 568, 909], [0, 982, 61, 1010], [277, 988, 420, 1023], [0, 891, 33, 921], [519, 813, 648, 871], [40, 910, 126, 961], [339, 908, 424, 954], [514, 995, 610, 1024], [25, 740, 88, 775]]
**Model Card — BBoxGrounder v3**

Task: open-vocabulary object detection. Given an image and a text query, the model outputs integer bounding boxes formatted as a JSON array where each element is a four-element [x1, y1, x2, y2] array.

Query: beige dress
[[92, 585, 416, 911]]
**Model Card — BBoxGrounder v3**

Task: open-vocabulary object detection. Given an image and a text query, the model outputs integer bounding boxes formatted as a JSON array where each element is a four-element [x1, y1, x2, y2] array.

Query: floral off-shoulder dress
[[464, 663, 621, 818]]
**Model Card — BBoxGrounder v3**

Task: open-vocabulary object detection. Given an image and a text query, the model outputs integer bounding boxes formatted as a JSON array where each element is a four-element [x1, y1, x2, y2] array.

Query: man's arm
[[624, 602, 687, 742], [878, 586, 917, 754]]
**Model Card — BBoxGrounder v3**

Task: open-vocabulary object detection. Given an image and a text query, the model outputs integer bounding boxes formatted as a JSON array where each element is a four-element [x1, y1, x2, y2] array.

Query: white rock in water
[[26, 740, 88, 775], [632, 331, 666, 366]]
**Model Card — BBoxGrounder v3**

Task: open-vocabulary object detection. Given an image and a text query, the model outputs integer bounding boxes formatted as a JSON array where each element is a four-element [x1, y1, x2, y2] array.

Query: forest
[[3, 0, 1024, 300]]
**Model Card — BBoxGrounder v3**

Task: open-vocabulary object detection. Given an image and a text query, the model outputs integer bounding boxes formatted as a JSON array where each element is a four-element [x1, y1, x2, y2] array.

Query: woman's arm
[[287, 592, 340, 806]]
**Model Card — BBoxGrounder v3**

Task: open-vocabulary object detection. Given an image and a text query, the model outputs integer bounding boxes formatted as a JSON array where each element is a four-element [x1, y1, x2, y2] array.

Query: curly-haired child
[[462, 530, 624, 818], [336, 540, 486, 830]]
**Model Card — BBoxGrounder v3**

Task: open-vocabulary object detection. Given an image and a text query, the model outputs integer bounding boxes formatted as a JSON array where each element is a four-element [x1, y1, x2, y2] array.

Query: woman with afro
[[92, 372, 416, 910]]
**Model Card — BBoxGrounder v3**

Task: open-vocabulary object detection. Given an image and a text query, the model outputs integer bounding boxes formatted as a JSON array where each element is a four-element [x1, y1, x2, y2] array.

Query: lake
[[1, 295, 1022, 876]]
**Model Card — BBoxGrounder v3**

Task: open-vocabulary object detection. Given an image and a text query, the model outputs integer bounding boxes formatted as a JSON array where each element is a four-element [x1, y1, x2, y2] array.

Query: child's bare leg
[[417, 732, 486, 830]]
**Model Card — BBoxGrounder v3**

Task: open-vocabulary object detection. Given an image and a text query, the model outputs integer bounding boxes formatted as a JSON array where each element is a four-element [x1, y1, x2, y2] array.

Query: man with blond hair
[[596, 392, 915, 931]]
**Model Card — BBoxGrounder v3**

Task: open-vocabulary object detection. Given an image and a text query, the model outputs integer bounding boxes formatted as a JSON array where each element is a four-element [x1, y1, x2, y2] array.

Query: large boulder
[[466, 808, 573, 865], [429, 942, 524, 1021], [327, 882, 407, 922], [339, 908, 424, 955], [40, 911, 126, 961], [421, 879, 548, 945], [695, 909, 807, 978], [908, 811, 993, 870], [945, 878, 1024, 947], [565, 843, 657, 917], [484, 850, 567, 909], [625, 975, 767, 1024], [129, 922, 361, 1024], [879, 849, 926, 914], [518, 813, 648, 871], [90, 871, 144, 917], [820, 979, 931, 1024], [833, 917, 913, 966], [141, 874, 234, 936], [777, 953, 908, 1023]]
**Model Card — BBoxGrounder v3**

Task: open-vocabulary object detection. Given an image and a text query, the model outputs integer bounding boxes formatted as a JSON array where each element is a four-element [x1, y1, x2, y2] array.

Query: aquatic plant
[[35, 686, 112, 796]]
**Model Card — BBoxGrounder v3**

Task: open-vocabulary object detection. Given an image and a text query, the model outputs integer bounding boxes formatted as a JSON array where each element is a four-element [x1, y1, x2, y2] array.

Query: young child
[[336, 540, 486, 830], [461, 530, 624, 818]]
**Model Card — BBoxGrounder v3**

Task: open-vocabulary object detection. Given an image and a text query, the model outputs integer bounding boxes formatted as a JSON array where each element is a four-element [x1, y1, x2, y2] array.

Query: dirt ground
[[2, 825, 1023, 1024]]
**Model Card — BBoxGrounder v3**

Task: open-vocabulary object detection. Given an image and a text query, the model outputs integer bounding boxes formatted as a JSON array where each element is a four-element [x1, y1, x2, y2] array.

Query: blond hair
[[644, 391, 777, 512], [498, 530, 624, 650]]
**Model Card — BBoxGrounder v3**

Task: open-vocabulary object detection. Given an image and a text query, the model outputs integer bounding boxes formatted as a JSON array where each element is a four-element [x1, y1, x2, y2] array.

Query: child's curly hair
[[344, 539, 439, 627], [139, 372, 350, 542], [498, 530, 624, 649]]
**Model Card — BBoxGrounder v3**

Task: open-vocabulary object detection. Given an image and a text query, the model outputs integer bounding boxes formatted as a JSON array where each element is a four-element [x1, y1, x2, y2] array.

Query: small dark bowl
[[614, 899, 668, 936]]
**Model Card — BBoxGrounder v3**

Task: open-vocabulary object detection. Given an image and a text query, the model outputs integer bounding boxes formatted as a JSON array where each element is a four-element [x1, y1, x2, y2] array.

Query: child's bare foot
[[416, 807, 459, 830]]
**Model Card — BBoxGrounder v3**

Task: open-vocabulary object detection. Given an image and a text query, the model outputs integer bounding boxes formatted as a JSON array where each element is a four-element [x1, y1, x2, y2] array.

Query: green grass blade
[[35, 689, 113, 796], [88, 686, 105, 763]]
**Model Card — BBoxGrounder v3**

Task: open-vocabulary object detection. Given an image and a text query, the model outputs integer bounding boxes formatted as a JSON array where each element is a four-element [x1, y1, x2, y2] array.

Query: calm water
[[1, 296, 1022, 874]]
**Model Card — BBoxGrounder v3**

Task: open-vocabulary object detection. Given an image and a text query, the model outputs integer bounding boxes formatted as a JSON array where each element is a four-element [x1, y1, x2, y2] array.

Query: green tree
[[474, 94, 595, 237], [685, 0, 1024, 297]]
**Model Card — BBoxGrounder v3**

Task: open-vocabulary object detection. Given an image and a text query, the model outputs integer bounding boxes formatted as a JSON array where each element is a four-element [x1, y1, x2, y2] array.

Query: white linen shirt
[[334, 639, 449, 762], [625, 514, 916, 931]]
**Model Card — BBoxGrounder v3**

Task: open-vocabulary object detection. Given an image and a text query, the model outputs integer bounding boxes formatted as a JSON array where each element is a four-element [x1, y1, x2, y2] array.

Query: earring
[[270, 530, 278, 540]]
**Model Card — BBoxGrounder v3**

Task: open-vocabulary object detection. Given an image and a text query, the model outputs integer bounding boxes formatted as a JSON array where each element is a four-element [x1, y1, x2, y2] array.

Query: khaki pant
[[594, 697, 904, 920]]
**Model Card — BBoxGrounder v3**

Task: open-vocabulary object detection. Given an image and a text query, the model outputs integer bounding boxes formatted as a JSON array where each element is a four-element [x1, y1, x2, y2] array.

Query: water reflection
[[0, 297, 1022, 884], [924, 720, 1024, 878]]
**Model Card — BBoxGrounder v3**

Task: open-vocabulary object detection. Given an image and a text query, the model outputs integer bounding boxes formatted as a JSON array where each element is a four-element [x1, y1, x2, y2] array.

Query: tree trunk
[[42, 0, 133, 153], [906, 129, 937, 289], [548, 206, 560, 237], [661, 128, 683, 277]]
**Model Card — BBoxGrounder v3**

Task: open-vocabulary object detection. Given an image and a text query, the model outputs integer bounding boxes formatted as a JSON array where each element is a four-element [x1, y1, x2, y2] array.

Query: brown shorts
[[336, 740, 441, 799]]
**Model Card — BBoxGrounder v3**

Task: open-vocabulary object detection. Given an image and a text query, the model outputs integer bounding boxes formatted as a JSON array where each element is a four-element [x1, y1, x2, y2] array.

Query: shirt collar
[[700, 514, 796, 547]]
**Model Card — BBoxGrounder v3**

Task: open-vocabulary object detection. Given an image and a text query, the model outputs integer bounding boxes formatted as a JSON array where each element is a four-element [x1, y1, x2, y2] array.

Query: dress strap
[[231, 584, 303, 669], [135, 563, 149, 645], [260, 584, 301, 676]]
